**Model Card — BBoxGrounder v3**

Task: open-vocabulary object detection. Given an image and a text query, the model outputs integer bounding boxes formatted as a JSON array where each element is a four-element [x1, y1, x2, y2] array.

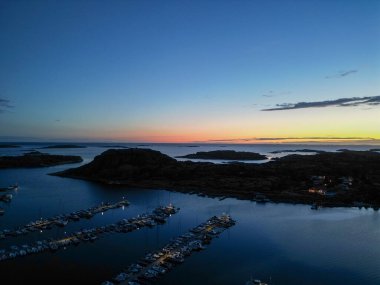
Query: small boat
[[311, 203, 319, 210], [8, 184, 18, 190], [0, 194, 12, 202]]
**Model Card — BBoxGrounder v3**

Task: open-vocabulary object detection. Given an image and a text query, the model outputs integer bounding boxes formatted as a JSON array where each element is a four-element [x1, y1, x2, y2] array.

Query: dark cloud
[[0, 98, 13, 113], [325, 69, 358, 79], [262, 95, 380, 111]]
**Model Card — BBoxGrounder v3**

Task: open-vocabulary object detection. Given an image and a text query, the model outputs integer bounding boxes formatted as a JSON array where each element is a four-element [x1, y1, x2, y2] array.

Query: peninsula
[[177, 150, 267, 160], [0, 151, 83, 169], [54, 148, 380, 208]]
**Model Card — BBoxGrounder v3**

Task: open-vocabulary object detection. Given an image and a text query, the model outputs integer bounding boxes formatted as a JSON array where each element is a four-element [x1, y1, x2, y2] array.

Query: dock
[[102, 214, 236, 285], [0, 204, 179, 262], [0, 198, 130, 240]]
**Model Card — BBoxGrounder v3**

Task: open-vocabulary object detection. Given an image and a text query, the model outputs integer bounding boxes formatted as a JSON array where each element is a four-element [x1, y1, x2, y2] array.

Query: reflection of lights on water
[[40, 230, 42, 233], [122, 206, 125, 210], [101, 212, 104, 215]]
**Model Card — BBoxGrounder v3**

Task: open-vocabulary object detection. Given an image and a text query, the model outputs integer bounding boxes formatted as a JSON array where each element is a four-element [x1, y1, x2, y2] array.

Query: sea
[[0, 143, 379, 285]]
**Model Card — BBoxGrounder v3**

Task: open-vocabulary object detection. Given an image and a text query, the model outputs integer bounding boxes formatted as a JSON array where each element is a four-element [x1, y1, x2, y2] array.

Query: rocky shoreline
[[53, 148, 380, 209]]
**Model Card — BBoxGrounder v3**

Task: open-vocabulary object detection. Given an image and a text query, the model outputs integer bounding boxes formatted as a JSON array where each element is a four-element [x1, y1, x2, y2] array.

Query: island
[[40, 144, 87, 149], [370, 148, 380, 152], [0, 144, 20, 148], [54, 148, 380, 208], [270, 149, 326, 154], [176, 150, 268, 160], [0, 151, 83, 169]]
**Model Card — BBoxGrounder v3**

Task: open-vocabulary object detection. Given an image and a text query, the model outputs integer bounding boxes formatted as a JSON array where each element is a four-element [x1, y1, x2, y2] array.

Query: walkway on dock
[[105, 214, 236, 285], [0, 205, 179, 262], [0, 198, 130, 240]]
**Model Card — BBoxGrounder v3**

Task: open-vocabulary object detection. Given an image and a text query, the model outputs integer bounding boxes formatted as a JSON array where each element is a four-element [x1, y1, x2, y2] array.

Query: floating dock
[[102, 214, 236, 285], [0, 205, 179, 262], [0, 198, 130, 240]]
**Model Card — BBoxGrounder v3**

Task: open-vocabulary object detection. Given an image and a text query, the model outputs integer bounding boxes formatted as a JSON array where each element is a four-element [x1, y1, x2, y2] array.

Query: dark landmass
[[177, 150, 268, 160], [370, 149, 380, 152], [270, 149, 326, 154], [99, 145, 129, 149], [54, 148, 380, 208], [41, 144, 87, 149], [0, 151, 83, 169], [0, 144, 20, 148]]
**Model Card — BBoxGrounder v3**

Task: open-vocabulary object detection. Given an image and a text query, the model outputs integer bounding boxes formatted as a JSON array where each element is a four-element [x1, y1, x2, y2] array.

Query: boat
[[311, 203, 319, 210], [0, 194, 12, 202], [8, 184, 18, 190]]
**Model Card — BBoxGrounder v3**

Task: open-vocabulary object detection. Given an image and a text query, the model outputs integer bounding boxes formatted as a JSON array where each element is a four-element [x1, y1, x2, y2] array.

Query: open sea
[[0, 143, 379, 284]]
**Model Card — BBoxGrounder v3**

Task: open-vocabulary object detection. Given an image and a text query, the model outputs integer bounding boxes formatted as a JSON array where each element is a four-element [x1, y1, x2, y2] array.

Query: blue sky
[[0, 0, 379, 143]]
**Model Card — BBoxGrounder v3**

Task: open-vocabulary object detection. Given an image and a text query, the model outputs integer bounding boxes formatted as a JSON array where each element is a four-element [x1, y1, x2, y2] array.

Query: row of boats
[[0, 204, 179, 262], [0, 199, 130, 240], [101, 214, 236, 285]]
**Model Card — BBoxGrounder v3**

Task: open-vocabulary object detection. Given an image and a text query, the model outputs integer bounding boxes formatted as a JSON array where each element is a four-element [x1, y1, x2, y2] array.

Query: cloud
[[0, 98, 13, 113], [262, 95, 380, 111], [325, 69, 358, 79]]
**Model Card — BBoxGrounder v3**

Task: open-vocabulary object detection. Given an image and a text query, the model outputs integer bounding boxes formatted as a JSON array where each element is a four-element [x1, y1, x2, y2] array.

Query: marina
[[0, 198, 130, 239], [0, 204, 179, 262], [102, 214, 236, 285]]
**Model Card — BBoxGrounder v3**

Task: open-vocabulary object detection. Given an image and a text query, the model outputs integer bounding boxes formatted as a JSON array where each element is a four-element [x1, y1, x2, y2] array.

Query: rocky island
[[0, 151, 83, 168], [0, 144, 20, 148], [177, 150, 268, 160], [40, 144, 87, 149], [270, 149, 326, 154], [54, 148, 380, 208]]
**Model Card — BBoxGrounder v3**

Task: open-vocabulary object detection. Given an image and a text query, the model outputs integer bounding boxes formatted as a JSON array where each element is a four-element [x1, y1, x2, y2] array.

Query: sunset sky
[[0, 0, 379, 143]]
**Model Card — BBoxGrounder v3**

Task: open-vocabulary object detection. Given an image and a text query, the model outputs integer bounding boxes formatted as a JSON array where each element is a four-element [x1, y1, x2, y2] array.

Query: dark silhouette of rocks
[[54, 148, 380, 208], [0, 144, 20, 148], [177, 150, 267, 160], [270, 149, 326, 154], [0, 151, 83, 168], [41, 144, 87, 149]]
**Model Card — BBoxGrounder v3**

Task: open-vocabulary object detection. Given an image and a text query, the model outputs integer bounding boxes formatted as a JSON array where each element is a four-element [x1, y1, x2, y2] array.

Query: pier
[[0, 198, 130, 240], [103, 214, 236, 285], [0, 204, 179, 262]]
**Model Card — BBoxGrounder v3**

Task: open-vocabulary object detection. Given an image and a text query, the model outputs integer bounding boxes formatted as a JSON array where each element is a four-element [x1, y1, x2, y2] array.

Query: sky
[[0, 0, 379, 144]]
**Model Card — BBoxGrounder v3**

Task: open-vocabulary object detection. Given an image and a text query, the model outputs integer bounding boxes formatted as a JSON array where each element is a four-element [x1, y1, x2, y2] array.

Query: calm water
[[0, 143, 379, 284]]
